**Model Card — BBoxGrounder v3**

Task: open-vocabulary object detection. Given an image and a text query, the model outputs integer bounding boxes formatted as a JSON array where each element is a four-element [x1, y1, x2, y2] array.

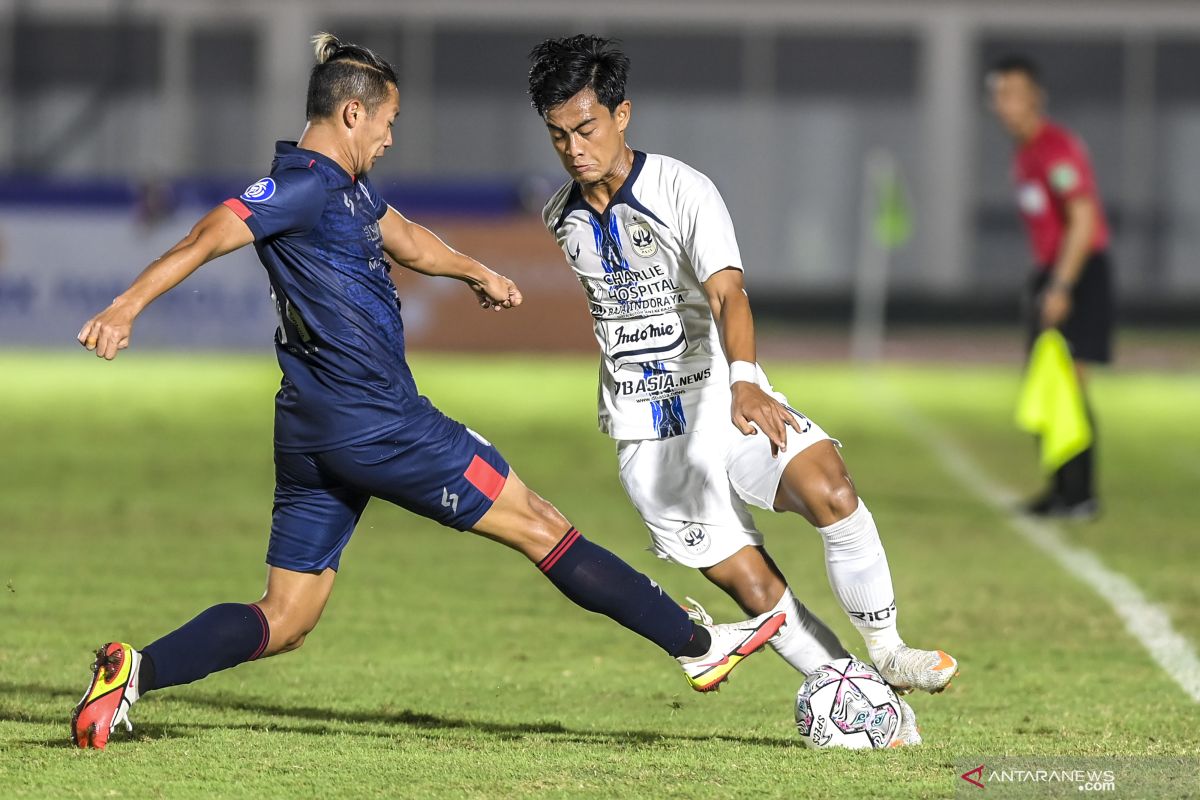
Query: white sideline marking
[[877, 381, 1200, 704]]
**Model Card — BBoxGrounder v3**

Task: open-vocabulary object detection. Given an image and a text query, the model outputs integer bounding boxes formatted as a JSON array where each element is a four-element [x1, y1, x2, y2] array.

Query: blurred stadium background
[[2, 0, 1198, 358]]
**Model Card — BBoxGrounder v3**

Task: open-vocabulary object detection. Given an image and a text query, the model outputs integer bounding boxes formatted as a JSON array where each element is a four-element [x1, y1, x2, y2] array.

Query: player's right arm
[[77, 205, 253, 360]]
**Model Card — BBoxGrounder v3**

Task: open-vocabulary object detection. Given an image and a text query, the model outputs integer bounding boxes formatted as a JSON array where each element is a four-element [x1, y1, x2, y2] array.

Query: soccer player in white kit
[[527, 36, 958, 718]]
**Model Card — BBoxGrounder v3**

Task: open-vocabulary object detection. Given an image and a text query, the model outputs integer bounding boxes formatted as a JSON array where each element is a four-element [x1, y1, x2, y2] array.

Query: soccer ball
[[795, 657, 901, 749]]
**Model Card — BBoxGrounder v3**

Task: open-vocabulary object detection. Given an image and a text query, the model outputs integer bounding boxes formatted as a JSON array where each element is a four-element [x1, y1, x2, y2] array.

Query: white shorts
[[617, 401, 835, 569]]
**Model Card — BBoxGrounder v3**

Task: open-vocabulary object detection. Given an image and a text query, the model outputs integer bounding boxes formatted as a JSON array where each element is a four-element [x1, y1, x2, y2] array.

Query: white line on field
[[874, 378, 1200, 704]]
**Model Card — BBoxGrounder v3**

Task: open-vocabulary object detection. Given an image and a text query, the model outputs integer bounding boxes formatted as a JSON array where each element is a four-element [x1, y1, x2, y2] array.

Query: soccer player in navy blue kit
[[70, 33, 783, 749]]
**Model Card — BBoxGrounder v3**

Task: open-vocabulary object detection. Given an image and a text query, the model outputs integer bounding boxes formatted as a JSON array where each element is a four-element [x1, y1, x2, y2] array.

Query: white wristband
[[729, 360, 757, 387]]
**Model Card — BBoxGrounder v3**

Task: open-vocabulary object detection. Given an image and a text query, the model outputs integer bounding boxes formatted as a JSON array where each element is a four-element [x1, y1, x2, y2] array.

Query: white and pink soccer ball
[[795, 657, 902, 749]]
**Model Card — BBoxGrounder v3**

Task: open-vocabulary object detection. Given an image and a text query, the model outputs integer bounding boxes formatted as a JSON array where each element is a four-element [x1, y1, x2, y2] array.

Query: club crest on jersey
[[241, 178, 276, 203], [625, 219, 658, 258], [680, 526, 711, 555]]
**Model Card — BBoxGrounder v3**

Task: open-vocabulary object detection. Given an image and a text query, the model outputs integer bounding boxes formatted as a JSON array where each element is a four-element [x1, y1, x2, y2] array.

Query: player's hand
[[1040, 285, 1072, 329], [731, 381, 802, 457], [470, 270, 523, 312], [77, 300, 136, 360]]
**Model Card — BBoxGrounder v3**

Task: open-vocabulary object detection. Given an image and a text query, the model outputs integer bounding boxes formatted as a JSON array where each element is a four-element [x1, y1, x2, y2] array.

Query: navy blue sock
[[139, 603, 270, 692], [537, 528, 699, 657]]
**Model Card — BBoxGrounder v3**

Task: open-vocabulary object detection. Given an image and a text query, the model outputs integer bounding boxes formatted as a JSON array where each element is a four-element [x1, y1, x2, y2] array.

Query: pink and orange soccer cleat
[[71, 642, 142, 749]]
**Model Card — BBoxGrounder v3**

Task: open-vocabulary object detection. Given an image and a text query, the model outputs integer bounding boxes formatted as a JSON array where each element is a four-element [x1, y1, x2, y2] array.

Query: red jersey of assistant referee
[[1012, 121, 1110, 269]]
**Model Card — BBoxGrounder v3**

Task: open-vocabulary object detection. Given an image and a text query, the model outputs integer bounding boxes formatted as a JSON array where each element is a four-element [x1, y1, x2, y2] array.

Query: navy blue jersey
[[225, 141, 428, 452]]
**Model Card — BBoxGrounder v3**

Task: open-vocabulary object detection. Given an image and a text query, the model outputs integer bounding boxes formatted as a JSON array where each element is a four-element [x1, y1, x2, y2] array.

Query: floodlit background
[[1, 0, 1197, 355]]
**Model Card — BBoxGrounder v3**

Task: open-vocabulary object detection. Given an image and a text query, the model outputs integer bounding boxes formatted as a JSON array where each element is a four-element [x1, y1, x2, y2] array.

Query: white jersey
[[542, 151, 742, 441]]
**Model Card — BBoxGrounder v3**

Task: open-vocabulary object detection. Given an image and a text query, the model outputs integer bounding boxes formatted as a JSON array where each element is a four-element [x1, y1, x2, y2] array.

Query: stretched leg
[[73, 448, 365, 749], [71, 566, 336, 749], [774, 440, 956, 693], [701, 545, 848, 675], [470, 469, 701, 656], [143, 565, 334, 688], [308, 418, 783, 693], [470, 469, 785, 691]]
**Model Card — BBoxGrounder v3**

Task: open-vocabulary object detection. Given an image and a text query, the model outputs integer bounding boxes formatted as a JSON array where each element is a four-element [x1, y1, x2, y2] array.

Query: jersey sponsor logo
[[679, 525, 711, 555], [1017, 182, 1047, 216], [581, 264, 688, 320], [362, 221, 386, 271], [625, 218, 658, 258], [240, 177, 276, 203], [601, 311, 688, 366], [567, 241, 582, 262], [613, 366, 711, 400], [588, 292, 690, 320]]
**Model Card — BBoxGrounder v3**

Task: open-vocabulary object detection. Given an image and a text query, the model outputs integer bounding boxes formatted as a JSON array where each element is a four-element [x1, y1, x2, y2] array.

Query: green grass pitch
[[2, 353, 1198, 798]]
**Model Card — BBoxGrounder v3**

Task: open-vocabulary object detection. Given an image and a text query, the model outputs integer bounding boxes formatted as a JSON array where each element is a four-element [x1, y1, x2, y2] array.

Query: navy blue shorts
[[267, 407, 510, 573]]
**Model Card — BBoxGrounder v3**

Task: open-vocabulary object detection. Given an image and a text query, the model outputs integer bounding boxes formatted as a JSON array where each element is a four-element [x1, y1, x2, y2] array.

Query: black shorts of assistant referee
[[1025, 251, 1114, 364]]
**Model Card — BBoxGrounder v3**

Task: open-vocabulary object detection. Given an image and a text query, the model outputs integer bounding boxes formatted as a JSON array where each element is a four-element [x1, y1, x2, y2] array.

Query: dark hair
[[989, 55, 1041, 87], [306, 32, 399, 121], [527, 35, 630, 117]]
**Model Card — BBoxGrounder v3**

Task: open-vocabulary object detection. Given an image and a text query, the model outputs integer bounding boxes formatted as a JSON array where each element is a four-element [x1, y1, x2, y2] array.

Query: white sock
[[817, 500, 904, 662], [768, 587, 850, 676]]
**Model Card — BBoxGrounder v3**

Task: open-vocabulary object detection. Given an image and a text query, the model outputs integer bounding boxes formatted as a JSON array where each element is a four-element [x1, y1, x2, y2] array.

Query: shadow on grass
[[1, 681, 798, 750]]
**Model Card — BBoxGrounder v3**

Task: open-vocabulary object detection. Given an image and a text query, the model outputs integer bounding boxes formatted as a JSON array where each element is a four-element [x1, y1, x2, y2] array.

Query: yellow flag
[[1015, 330, 1093, 473]]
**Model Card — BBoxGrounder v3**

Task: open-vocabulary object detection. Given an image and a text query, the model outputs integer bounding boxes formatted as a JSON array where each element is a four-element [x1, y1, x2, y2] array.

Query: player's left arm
[[1041, 195, 1097, 328], [378, 205, 522, 311], [704, 268, 801, 456]]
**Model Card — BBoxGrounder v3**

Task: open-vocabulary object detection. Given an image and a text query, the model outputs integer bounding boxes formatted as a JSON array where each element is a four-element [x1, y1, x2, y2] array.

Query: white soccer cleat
[[677, 599, 786, 692], [893, 698, 922, 747], [873, 646, 958, 695]]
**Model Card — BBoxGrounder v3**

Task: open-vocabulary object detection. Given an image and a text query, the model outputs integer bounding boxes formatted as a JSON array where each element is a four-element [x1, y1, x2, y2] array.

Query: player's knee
[[258, 605, 319, 656], [738, 578, 784, 616], [266, 622, 314, 656], [704, 550, 788, 616], [808, 479, 858, 527], [826, 481, 859, 522], [275, 631, 308, 654], [520, 490, 572, 554], [476, 477, 573, 559]]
